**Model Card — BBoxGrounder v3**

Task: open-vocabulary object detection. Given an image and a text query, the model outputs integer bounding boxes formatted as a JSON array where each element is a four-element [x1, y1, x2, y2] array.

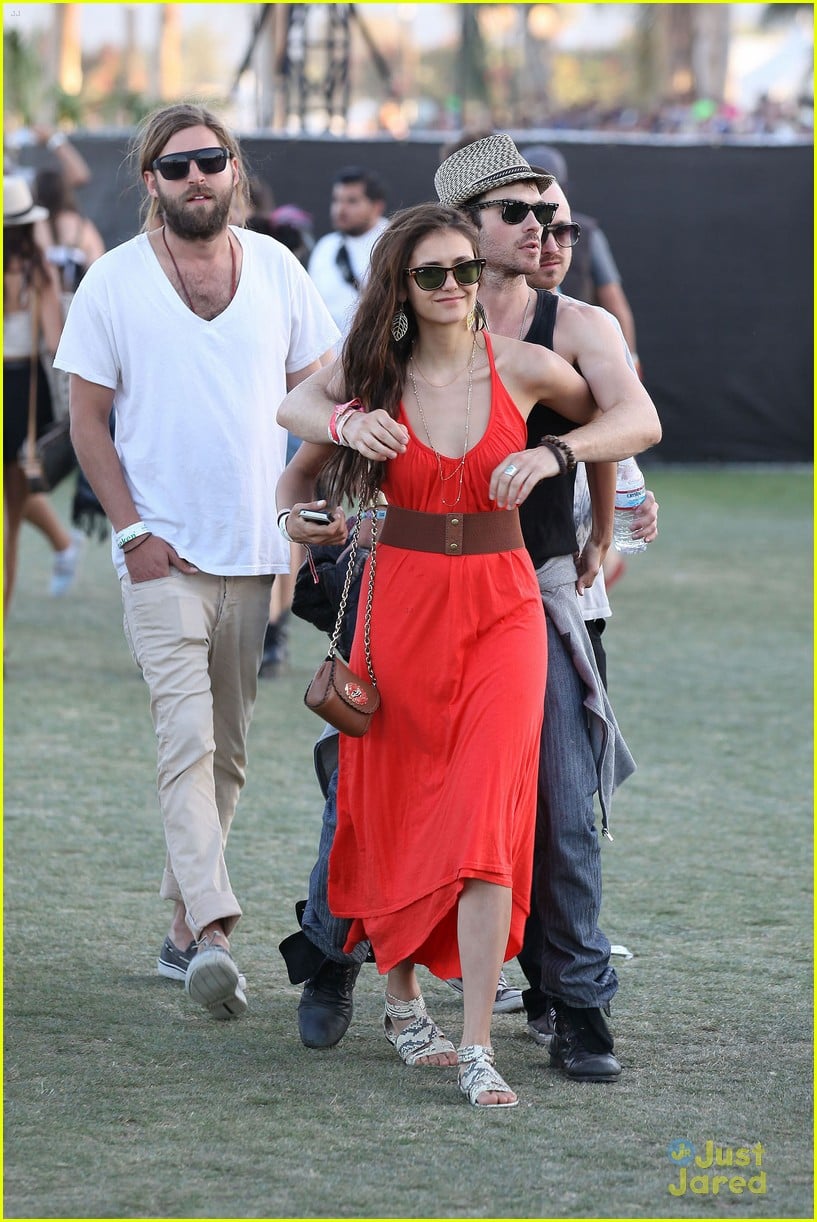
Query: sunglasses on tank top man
[[468, 199, 558, 227]]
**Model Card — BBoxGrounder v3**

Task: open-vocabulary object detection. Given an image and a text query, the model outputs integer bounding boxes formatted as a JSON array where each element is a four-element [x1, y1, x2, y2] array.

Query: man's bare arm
[[278, 362, 409, 460], [596, 281, 638, 360], [578, 460, 616, 593], [69, 374, 199, 579], [554, 306, 660, 462], [69, 375, 135, 531], [285, 346, 338, 393]]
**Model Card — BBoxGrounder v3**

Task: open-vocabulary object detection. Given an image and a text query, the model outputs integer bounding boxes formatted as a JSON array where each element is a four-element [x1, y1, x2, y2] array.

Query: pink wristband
[[328, 398, 363, 445]]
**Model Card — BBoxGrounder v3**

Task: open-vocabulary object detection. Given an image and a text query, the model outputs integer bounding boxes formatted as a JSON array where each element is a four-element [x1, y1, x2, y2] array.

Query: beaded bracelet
[[539, 434, 577, 474]]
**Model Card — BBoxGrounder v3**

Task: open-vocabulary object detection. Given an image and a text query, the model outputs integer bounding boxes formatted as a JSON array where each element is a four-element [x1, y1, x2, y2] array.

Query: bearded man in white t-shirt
[[56, 103, 339, 1021]]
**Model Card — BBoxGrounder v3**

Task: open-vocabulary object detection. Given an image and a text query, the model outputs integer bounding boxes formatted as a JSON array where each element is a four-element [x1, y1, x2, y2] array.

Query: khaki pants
[[121, 569, 273, 938]]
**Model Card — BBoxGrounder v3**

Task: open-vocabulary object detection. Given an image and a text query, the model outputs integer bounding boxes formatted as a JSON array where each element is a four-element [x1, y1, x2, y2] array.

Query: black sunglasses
[[404, 258, 485, 291], [543, 222, 582, 248], [469, 199, 558, 227], [152, 146, 230, 181]]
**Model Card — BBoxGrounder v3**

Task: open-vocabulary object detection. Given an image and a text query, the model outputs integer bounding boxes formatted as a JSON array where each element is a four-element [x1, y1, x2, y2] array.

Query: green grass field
[[3, 467, 812, 1220]]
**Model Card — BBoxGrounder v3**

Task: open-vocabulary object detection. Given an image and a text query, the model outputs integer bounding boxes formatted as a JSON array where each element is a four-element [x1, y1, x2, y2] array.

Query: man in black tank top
[[435, 135, 661, 1082], [276, 137, 660, 1071]]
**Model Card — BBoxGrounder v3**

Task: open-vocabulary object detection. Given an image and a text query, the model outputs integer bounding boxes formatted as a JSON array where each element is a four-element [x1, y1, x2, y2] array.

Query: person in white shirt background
[[307, 166, 389, 340]]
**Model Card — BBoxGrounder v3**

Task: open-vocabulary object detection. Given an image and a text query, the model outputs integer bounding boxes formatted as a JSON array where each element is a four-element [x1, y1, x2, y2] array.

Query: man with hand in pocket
[[56, 102, 338, 1021]]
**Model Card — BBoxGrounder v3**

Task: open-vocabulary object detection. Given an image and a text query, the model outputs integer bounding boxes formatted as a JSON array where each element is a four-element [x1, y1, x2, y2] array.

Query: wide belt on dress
[[379, 505, 524, 556]]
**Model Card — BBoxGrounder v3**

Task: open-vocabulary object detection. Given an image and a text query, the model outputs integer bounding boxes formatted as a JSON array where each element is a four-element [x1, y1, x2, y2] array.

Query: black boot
[[258, 621, 280, 677], [259, 613, 290, 677], [278, 900, 325, 984], [548, 1000, 622, 1082], [298, 958, 362, 1049]]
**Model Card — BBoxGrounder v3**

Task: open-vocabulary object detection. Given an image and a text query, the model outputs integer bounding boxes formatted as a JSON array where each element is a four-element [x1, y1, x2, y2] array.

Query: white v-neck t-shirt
[[56, 226, 339, 578]]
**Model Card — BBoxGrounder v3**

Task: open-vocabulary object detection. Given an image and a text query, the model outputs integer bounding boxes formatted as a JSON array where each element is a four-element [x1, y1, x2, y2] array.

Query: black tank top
[[518, 290, 578, 567]]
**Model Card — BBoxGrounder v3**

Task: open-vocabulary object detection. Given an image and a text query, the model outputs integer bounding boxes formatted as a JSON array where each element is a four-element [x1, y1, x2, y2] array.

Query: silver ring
[[503, 464, 518, 477]]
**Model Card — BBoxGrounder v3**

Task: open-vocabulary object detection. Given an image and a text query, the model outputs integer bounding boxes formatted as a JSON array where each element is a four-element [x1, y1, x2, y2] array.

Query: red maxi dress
[[329, 334, 548, 978]]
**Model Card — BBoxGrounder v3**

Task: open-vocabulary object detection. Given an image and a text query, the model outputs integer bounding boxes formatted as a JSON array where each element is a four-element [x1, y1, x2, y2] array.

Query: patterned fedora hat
[[435, 135, 552, 208]]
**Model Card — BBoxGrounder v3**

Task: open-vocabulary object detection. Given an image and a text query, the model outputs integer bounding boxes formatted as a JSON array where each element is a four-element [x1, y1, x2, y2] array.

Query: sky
[[4, 3, 459, 58], [4, 3, 809, 118], [5, 3, 777, 60]]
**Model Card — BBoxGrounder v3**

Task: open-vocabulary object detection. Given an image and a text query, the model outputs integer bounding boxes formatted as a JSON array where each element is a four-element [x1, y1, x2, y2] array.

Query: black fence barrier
[[20, 134, 812, 463]]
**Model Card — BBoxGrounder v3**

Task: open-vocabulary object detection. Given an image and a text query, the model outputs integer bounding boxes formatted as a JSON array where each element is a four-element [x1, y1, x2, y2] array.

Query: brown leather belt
[[379, 505, 524, 556]]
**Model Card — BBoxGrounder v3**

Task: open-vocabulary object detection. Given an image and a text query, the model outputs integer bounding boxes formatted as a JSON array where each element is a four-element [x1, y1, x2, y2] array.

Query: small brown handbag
[[304, 501, 380, 736]]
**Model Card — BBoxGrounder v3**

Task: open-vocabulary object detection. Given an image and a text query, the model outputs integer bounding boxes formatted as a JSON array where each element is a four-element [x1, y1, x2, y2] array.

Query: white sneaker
[[445, 970, 524, 1015], [185, 946, 247, 1021], [50, 530, 84, 597], [493, 970, 524, 1014]]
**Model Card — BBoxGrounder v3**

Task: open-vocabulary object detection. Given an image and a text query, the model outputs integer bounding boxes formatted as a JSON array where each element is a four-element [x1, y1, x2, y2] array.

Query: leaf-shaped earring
[[390, 304, 409, 342]]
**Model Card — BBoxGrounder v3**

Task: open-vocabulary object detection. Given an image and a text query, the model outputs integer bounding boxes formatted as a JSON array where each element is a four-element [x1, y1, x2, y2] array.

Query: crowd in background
[[523, 94, 811, 139]]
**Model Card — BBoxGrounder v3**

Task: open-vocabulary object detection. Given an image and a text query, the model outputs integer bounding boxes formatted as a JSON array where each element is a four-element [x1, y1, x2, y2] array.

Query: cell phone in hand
[[298, 509, 334, 525]]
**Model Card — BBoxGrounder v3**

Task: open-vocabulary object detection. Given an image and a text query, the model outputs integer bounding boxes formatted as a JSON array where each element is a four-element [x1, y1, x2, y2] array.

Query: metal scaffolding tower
[[282, 4, 351, 131], [233, 3, 395, 133]]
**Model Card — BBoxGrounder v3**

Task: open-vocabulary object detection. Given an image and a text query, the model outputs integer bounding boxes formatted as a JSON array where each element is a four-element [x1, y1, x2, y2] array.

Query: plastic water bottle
[[613, 457, 647, 553]]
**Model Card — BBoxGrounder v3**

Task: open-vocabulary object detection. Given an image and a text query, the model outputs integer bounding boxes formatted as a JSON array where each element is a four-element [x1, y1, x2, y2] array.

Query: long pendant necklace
[[408, 336, 476, 508], [161, 226, 237, 316]]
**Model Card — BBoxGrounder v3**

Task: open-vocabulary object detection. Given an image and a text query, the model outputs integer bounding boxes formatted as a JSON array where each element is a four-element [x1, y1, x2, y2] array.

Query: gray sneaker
[[157, 936, 197, 982], [185, 945, 247, 1020], [445, 970, 523, 1016], [525, 1013, 555, 1048]]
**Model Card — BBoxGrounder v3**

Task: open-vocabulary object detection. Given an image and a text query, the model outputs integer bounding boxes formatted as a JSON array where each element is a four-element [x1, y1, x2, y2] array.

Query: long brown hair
[[3, 224, 50, 304], [131, 102, 249, 232], [320, 202, 482, 506]]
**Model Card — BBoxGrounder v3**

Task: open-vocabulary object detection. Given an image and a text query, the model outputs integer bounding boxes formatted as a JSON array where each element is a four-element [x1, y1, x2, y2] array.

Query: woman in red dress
[[277, 203, 595, 1107]]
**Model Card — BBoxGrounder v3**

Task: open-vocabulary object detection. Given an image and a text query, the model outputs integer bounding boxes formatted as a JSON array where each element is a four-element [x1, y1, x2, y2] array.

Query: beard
[[157, 180, 234, 240]]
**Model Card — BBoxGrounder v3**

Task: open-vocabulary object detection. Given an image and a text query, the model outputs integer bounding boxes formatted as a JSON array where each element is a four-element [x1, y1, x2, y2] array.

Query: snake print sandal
[[457, 1044, 518, 1108], [383, 992, 457, 1066]]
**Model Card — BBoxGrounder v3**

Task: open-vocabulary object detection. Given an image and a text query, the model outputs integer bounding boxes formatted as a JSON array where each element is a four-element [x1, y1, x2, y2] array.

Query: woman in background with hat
[[3, 175, 65, 617]]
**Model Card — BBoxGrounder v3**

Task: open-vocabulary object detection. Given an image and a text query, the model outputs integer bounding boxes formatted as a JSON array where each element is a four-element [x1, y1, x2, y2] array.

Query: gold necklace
[[408, 336, 476, 507], [412, 345, 474, 389]]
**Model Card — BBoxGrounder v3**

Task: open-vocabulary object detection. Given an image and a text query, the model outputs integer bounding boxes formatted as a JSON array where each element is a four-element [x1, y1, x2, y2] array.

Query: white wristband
[[115, 521, 150, 549], [46, 132, 67, 151], [277, 509, 293, 542], [335, 409, 355, 447]]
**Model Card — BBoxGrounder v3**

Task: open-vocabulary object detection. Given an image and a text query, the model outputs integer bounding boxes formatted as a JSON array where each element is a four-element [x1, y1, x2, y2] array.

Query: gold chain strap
[[327, 497, 379, 686]]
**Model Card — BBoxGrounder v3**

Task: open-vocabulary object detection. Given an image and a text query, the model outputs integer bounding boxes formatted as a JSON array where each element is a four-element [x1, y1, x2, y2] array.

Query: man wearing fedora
[[278, 136, 660, 1080], [433, 133, 661, 1081], [54, 102, 339, 1022]]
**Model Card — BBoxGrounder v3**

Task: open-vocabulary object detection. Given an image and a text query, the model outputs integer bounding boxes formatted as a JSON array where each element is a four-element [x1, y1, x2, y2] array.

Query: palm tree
[[634, 4, 732, 110]]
